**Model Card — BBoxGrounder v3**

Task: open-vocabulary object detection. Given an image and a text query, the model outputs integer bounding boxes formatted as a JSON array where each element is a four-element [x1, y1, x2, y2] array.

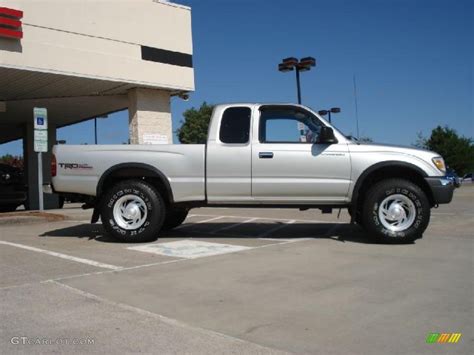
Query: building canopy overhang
[[0, 66, 169, 143], [0, 0, 194, 143]]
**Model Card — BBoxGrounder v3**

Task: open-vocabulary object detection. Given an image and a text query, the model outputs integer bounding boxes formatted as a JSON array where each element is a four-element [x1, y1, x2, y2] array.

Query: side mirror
[[318, 126, 338, 144]]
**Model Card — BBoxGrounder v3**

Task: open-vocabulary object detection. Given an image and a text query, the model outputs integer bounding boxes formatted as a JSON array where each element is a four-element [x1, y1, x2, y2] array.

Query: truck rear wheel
[[101, 180, 165, 243], [362, 179, 430, 243], [162, 207, 189, 231]]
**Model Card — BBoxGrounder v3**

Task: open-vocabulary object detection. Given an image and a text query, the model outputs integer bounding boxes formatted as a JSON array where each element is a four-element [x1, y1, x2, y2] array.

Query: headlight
[[432, 157, 446, 173]]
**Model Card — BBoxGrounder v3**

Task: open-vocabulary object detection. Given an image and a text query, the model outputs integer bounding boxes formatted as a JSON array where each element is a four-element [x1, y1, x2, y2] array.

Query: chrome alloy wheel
[[113, 194, 148, 230], [378, 194, 416, 232]]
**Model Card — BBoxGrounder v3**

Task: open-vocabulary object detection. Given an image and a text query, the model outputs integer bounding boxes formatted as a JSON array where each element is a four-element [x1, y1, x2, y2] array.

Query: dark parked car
[[0, 163, 27, 212], [462, 172, 473, 183], [445, 168, 461, 188]]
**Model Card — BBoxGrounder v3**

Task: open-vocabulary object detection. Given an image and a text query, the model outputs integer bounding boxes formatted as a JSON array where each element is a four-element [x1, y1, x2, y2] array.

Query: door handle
[[259, 152, 274, 159]]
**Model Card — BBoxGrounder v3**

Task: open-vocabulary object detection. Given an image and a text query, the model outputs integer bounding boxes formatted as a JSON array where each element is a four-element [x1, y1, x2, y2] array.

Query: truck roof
[[215, 103, 306, 108]]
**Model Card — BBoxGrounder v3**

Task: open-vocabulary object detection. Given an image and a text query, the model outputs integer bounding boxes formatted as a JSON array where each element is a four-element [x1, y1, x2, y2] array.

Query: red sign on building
[[0, 7, 23, 39]]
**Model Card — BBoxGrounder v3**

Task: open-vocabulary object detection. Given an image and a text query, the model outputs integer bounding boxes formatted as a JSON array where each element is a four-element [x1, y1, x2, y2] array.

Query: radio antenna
[[353, 74, 360, 139]]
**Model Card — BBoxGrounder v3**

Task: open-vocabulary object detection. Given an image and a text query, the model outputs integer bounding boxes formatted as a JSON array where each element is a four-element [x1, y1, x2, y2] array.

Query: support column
[[128, 88, 172, 144], [23, 122, 59, 210]]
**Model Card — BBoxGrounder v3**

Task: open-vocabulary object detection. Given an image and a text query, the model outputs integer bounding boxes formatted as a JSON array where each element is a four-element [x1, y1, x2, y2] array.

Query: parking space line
[[0, 241, 122, 271], [257, 220, 296, 238], [190, 213, 297, 222], [174, 215, 226, 230], [0, 237, 312, 288], [42, 238, 313, 285], [62, 239, 310, 280], [188, 213, 338, 224], [259, 238, 300, 242], [50, 259, 189, 284], [210, 217, 259, 234]]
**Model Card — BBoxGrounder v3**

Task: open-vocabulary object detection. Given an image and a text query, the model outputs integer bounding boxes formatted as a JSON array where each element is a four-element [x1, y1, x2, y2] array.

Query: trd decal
[[58, 163, 93, 170]]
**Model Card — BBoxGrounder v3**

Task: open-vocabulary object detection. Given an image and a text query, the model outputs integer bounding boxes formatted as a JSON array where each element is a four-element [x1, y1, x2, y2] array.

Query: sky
[[1, 0, 472, 155]]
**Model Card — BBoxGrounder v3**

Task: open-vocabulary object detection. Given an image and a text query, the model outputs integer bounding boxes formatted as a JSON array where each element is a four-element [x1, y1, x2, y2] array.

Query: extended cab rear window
[[219, 107, 251, 144]]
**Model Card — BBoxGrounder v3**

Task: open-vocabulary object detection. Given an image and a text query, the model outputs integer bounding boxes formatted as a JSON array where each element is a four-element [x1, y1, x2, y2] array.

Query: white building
[[0, 0, 194, 209]]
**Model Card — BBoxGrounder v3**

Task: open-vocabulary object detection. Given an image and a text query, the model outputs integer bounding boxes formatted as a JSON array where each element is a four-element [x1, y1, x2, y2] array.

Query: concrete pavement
[[1, 187, 472, 354]]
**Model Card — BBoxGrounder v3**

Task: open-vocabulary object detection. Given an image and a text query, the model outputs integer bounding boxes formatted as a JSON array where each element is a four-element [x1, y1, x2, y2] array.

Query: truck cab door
[[251, 105, 351, 203], [206, 106, 253, 203]]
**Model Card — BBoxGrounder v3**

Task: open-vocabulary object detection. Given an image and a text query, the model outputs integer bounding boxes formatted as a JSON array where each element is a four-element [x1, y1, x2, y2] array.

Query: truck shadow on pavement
[[40, 222, 376, 244]]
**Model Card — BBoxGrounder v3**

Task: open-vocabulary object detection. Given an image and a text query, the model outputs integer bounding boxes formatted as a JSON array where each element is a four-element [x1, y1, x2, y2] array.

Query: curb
[[0, 211, 67, 225]]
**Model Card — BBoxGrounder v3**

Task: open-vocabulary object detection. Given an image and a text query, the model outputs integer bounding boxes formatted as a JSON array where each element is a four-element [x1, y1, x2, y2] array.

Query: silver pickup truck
[[49, 103, 454, 243]]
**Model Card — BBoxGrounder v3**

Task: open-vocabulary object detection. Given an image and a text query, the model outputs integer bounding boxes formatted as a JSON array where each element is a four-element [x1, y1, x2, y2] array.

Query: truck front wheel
[[362, 179, 430, 243], [101, 180, 165, 243]]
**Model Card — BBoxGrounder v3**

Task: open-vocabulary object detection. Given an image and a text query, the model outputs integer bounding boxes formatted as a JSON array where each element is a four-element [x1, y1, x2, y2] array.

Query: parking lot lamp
[[318, 107, 341, 123], [278, 57, 316, 104]]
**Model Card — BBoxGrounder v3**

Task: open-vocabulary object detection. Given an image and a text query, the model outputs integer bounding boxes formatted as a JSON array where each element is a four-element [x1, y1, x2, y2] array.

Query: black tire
[[101, 180, 165, 243], [58, 196, 65, 209], [162, 207, 189, 231], [362, 178, 430, 244], [348, 207, 363, 225]]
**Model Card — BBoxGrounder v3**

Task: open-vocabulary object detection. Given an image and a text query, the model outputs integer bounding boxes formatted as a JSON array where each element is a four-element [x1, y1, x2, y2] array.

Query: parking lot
[[1, 187, 472, 354]]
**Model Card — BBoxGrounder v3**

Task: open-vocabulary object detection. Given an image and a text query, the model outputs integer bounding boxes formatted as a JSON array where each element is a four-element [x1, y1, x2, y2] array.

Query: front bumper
[[425, 177, 455, 204]]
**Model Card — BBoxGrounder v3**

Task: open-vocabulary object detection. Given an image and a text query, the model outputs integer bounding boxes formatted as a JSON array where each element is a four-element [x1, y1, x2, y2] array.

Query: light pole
[[94, 114, 108, 144], [318, 107, 341, 123], [94, 118, 98, 144], [278, 57, 316, 104]]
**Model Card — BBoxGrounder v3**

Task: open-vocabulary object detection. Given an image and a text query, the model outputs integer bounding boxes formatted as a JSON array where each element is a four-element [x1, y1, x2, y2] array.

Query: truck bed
[[52, 144, 206, 202]]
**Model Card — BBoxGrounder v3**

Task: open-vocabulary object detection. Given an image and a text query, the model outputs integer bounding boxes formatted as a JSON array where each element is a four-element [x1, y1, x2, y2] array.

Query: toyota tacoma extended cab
[[48, 103, 454, 243]]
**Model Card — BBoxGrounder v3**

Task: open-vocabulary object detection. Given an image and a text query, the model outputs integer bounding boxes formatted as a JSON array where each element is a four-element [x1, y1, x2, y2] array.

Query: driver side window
[[259, 107, 323, 143]]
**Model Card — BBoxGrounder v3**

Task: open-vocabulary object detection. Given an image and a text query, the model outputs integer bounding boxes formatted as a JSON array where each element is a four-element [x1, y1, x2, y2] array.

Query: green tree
[[176, 102, 214, 144], [415, 126, 474, 176]]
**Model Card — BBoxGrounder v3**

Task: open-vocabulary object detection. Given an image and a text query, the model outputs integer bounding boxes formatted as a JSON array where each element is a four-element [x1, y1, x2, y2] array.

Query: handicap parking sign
[[33, 108, 48, 130], [33, 107, 48, 153]]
